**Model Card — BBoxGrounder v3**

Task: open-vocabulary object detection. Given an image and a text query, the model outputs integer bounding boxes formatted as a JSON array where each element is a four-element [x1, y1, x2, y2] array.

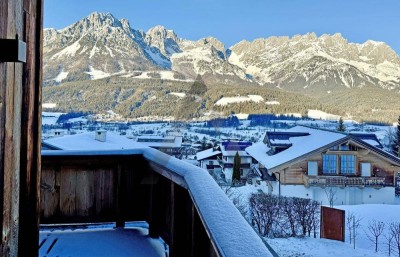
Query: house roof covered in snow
[[42, 131, 144, 151], [246, 126, 400, 172], [135, 135, 182, 148], [220, 141, 252, 157], [349, 133, 383, 148], [196, 148, 222, 161]]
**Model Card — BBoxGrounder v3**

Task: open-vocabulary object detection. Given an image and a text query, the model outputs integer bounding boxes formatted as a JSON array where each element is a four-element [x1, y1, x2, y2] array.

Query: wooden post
[[169, 184, 192, 257], [1, 0, 42, 256], [191, 203, 211, 257], [115, 164, 125, 228], [148, 171, 161, 238], [18, 0, 43, 254], [168, 180, 176, 255]]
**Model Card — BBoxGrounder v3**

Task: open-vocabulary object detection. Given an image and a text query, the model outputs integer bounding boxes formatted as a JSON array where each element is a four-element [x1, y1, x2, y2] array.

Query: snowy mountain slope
[[43, 12, 171, 84], [43, 12, 249, 85], [229, 33, 400, 91], [171, 37, 250, 80]]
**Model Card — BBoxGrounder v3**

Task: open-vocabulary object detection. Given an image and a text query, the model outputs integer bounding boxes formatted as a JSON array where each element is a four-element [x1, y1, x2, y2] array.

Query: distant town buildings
[[135, 135, 183, 157]]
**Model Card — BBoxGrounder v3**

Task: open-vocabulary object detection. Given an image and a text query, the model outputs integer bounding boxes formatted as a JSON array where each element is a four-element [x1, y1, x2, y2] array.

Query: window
[[322, 154, 337, 174], [330, 145, 339, 151], [307, 161, 318, 176], [341, 155, 356, 174]]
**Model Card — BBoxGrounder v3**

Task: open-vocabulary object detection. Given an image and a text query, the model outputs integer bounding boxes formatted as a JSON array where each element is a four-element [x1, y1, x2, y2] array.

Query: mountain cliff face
[[44, 12, 172, 84], [229, 33, 400, 92], [43, 12, 248, 85]]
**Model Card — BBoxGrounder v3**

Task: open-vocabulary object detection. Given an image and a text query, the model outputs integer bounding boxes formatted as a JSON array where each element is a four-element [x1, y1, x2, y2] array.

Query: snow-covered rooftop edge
[[41, 148, 272, 257]]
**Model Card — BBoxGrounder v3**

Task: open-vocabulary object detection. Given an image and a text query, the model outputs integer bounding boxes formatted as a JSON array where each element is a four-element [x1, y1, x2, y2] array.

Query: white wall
[[200, 159, 220, 170], [269, 182, 395, 205]]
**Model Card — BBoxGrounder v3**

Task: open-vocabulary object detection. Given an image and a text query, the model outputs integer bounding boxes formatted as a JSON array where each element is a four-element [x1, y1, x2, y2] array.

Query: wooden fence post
[[115, 164, 125, 228]]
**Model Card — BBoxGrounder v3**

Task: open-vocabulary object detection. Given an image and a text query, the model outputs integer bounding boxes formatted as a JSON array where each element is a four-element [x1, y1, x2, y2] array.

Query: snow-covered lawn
[[336, 204, 400, 255], [228, 184, 400, 257], [42, 112, 64, 125], [308, 109, 341, 120], [268, 237, 387, 257], [215, 95, 264, 106]]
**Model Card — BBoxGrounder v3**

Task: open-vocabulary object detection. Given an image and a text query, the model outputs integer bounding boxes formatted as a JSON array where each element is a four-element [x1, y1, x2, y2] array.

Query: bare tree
[[324, 187, 337, 207], [281, 197, 297, 237], [249, 194, 264, 235], [346, 212, 362, 246], [366, 220, 385, 252], [293, 198, 309, 236], [231, 192, 248, 217], [249, 194, 280, 237], [346, 212, 354, 244], [385, 229, 395, 256], [389, 222, 400, 257], [306, 200, 320, 238], [352, 214, 362, 249]]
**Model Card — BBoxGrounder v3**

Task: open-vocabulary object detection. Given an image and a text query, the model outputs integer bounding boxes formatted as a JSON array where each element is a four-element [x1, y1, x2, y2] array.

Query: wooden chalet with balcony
[[246, 126, 400, 205]]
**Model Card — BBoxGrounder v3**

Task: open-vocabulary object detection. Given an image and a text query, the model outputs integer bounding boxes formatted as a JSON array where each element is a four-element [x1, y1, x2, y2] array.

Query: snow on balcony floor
[[39, 222, 166, 257]]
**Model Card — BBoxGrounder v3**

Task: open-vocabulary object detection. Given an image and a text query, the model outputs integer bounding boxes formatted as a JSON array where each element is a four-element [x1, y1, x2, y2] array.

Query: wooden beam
[[18, 0, 42, 256], [148, 171, 161, 238], [115, 164, 125, 228]]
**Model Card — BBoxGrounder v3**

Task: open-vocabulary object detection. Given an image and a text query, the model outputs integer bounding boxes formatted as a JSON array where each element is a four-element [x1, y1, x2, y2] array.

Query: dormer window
[[330, 143, 357, 151]]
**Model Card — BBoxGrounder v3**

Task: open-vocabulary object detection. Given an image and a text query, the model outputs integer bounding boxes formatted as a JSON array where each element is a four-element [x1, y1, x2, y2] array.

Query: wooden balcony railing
[[304, 174, 388, 188], [41, 148, 273, 257]]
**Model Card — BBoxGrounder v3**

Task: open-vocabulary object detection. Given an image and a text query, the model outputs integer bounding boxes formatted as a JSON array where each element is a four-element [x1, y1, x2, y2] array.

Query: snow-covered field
[[308, 109, 341, 120], [215, 95, 264, 106], [268, 237, 386, 257], [267, 204, 400, 257], [42, 112, 64, 125], [228, 184, 400, 257]]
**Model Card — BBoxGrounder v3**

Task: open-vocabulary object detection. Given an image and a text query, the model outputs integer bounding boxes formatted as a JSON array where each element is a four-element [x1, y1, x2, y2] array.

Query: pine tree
[[232, 152, 241, 183], [201, 136, 207, 151], [395, 116, 400, 157], [337, 117, 346, 132]]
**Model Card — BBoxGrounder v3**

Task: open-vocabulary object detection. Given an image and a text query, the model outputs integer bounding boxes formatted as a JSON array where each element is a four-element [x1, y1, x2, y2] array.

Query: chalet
[[135, 135, 183, 156], [196, 148, 222, 178], [219, 141, 253, 184], [196, 141, 253, 184], [246, 126, 400, 205]]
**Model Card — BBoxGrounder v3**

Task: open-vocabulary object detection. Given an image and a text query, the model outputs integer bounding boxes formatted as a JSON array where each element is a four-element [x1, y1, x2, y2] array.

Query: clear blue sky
[[44, 0, 400, 53]]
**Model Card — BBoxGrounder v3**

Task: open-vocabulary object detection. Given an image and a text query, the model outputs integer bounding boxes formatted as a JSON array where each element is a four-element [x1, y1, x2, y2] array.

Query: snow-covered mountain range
[[43, 12, 248, 84], [44, 12, 400, 93]]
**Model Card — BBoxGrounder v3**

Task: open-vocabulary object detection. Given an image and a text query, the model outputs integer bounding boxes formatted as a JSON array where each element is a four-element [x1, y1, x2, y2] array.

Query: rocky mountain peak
[[145, 25, 181, 56]]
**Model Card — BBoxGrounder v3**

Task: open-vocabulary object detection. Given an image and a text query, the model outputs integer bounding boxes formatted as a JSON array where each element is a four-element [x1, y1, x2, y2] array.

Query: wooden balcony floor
[[39, 223, 166, 257]]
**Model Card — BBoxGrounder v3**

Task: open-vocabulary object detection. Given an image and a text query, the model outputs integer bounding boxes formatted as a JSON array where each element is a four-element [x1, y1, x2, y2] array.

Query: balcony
[[41, 148, 273, 257], [303, 174, 389, 188]]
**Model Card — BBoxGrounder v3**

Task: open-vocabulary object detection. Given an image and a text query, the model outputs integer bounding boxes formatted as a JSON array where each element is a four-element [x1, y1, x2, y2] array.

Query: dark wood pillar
[[148, 171, 161, 238], [0, 0, 24, 256], [18, 0, 43, 256], [170, 184, 192, 257], [115, 164, 126, 228], [0, 0, 42, 256]]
